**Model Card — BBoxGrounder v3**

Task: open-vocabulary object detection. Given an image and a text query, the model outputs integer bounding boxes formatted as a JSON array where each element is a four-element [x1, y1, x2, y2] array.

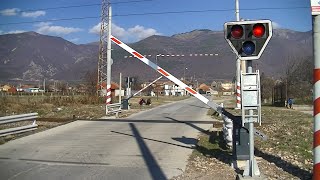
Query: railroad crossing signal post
[[122, 77, 134, 110], [110, 33, 269, 177], [224, 20, 272, 177]]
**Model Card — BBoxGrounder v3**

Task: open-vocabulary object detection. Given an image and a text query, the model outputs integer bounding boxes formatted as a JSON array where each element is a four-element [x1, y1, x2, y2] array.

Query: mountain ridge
[[0, 29, 312, 83]]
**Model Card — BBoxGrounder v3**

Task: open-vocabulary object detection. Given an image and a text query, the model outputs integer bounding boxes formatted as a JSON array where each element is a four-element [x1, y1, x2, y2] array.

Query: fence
[[0, 113, 38, 137], [106, 103, 122, 117]]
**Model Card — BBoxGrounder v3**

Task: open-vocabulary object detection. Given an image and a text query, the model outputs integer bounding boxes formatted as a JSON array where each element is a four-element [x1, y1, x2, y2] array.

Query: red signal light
[[253, 23, 265, 38], [231, 25, 243, 39]]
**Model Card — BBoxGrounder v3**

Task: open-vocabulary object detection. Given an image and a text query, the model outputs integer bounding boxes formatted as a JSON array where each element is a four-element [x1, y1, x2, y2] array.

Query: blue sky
[[0, 0, 313, 44]]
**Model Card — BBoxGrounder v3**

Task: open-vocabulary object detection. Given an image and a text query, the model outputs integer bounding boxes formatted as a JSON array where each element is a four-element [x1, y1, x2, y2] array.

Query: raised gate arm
[[110, 35, 267, 140]]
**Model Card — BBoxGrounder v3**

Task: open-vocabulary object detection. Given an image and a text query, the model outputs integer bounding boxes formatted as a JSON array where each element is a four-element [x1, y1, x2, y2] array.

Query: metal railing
[[0, 113, 38, 137], [106, 103, 122, 117]]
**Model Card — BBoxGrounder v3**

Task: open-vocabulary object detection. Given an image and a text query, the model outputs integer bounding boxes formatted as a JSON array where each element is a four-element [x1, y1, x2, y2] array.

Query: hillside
[[0, 29, 312, 83]]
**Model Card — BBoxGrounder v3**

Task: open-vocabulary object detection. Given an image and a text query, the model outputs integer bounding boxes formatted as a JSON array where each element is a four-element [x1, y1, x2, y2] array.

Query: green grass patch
[[192, 131, 232, 163]]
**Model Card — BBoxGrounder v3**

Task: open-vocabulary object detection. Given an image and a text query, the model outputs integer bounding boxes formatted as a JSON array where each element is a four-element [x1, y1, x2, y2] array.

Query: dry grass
[[256, 106, 313, 171], [0, 95, 190, 144], [206, 102, 313, 174], [0, 95, 190, 119]]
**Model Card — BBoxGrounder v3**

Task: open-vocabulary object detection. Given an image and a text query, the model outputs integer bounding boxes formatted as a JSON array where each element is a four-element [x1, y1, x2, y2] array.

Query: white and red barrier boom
[[111, 35, 218, 109], [110, 35, 266, 140]]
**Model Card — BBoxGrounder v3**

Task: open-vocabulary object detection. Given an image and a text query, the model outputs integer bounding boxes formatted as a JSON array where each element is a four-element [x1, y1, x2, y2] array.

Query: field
[[0, 94, 189, 118], [0, 94, 190, 144], [179, 99, 314, 179], [1, 94, 314, 178]]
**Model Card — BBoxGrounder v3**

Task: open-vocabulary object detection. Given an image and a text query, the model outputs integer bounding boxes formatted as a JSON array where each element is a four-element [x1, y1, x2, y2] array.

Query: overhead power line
[[0, 16, 100, 26], [114, 6, 310, 17], [10, 0, 155, 13], [0, 6, 310, 26]]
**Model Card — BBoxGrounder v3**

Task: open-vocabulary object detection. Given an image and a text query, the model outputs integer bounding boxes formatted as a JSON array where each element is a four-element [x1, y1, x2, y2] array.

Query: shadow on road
[[188, 104, 211, 110], [128, 123, 167, 180], [164, 117, 232, 166], [164, 116, 211, 135], [195, 131, 232, 164], [172, 136, 198, 146], [110, 130, 194, 150], [254, 148, 312, 179], [84, 118, 215, 125]]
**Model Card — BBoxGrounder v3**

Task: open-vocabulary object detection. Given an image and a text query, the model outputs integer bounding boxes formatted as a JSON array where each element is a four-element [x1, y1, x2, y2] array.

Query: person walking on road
[[287, 98, 293, 109]]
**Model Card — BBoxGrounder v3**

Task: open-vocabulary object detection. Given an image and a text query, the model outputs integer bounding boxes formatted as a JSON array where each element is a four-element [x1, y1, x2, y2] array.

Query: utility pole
[[156, 54, 159, 65], [235, 0, 241, 109], [126, 77, 131, 98], [106, 4, 112, 104], [119, 73, 122, 103], [312, 8, 320, 180], [97, 0, 112, 106], [43, 79, 46, 93]]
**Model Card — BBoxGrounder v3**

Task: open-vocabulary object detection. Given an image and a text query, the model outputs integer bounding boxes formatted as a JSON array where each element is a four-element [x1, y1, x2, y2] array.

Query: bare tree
[[130, 76, 141, 91], [83, 69, 98, 95], [260, 72, 275, 102], [283, 54, 313, 103]]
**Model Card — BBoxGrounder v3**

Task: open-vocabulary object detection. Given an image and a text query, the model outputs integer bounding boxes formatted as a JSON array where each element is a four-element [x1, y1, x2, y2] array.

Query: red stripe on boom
[[315, 98, 320, 116], [132, 52, 144, 59], [186, 87, 197, 95], [158, 69, 169, 76], [315, 130, 320, 148], [111, 37, 121, 44], [314, 69, 320, 84]]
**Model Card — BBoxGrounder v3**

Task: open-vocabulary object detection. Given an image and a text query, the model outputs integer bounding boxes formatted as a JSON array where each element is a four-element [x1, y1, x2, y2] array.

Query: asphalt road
[[0, 97, 217, 180]]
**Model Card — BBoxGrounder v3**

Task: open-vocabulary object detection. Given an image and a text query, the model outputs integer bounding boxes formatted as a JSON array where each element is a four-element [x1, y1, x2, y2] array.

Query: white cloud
[[6, 30, 26, 34], [22, 11, 46, 18], [89, 23, 102, 34], [111, 24, 127, 38], [128, 25, 159, 41], [34, 22, 52, 27], [272, 22, 281, 29], [35, 22, 82, 35], [89, 23, 160, 42], [0, 8, 20, 16], [68, 38, 80, 43], [0, 30, 25, 35]]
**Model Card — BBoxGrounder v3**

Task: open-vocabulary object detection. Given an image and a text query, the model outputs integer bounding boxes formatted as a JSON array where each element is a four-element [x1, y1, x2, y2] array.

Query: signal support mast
[[97, 0, 112, 106]]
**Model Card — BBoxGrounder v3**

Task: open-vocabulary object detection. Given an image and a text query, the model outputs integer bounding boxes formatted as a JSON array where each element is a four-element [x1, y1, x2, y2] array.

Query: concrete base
[[231, 160, 247, 169], [99, 115, 117, 119], [236, 174, 267, 180]]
